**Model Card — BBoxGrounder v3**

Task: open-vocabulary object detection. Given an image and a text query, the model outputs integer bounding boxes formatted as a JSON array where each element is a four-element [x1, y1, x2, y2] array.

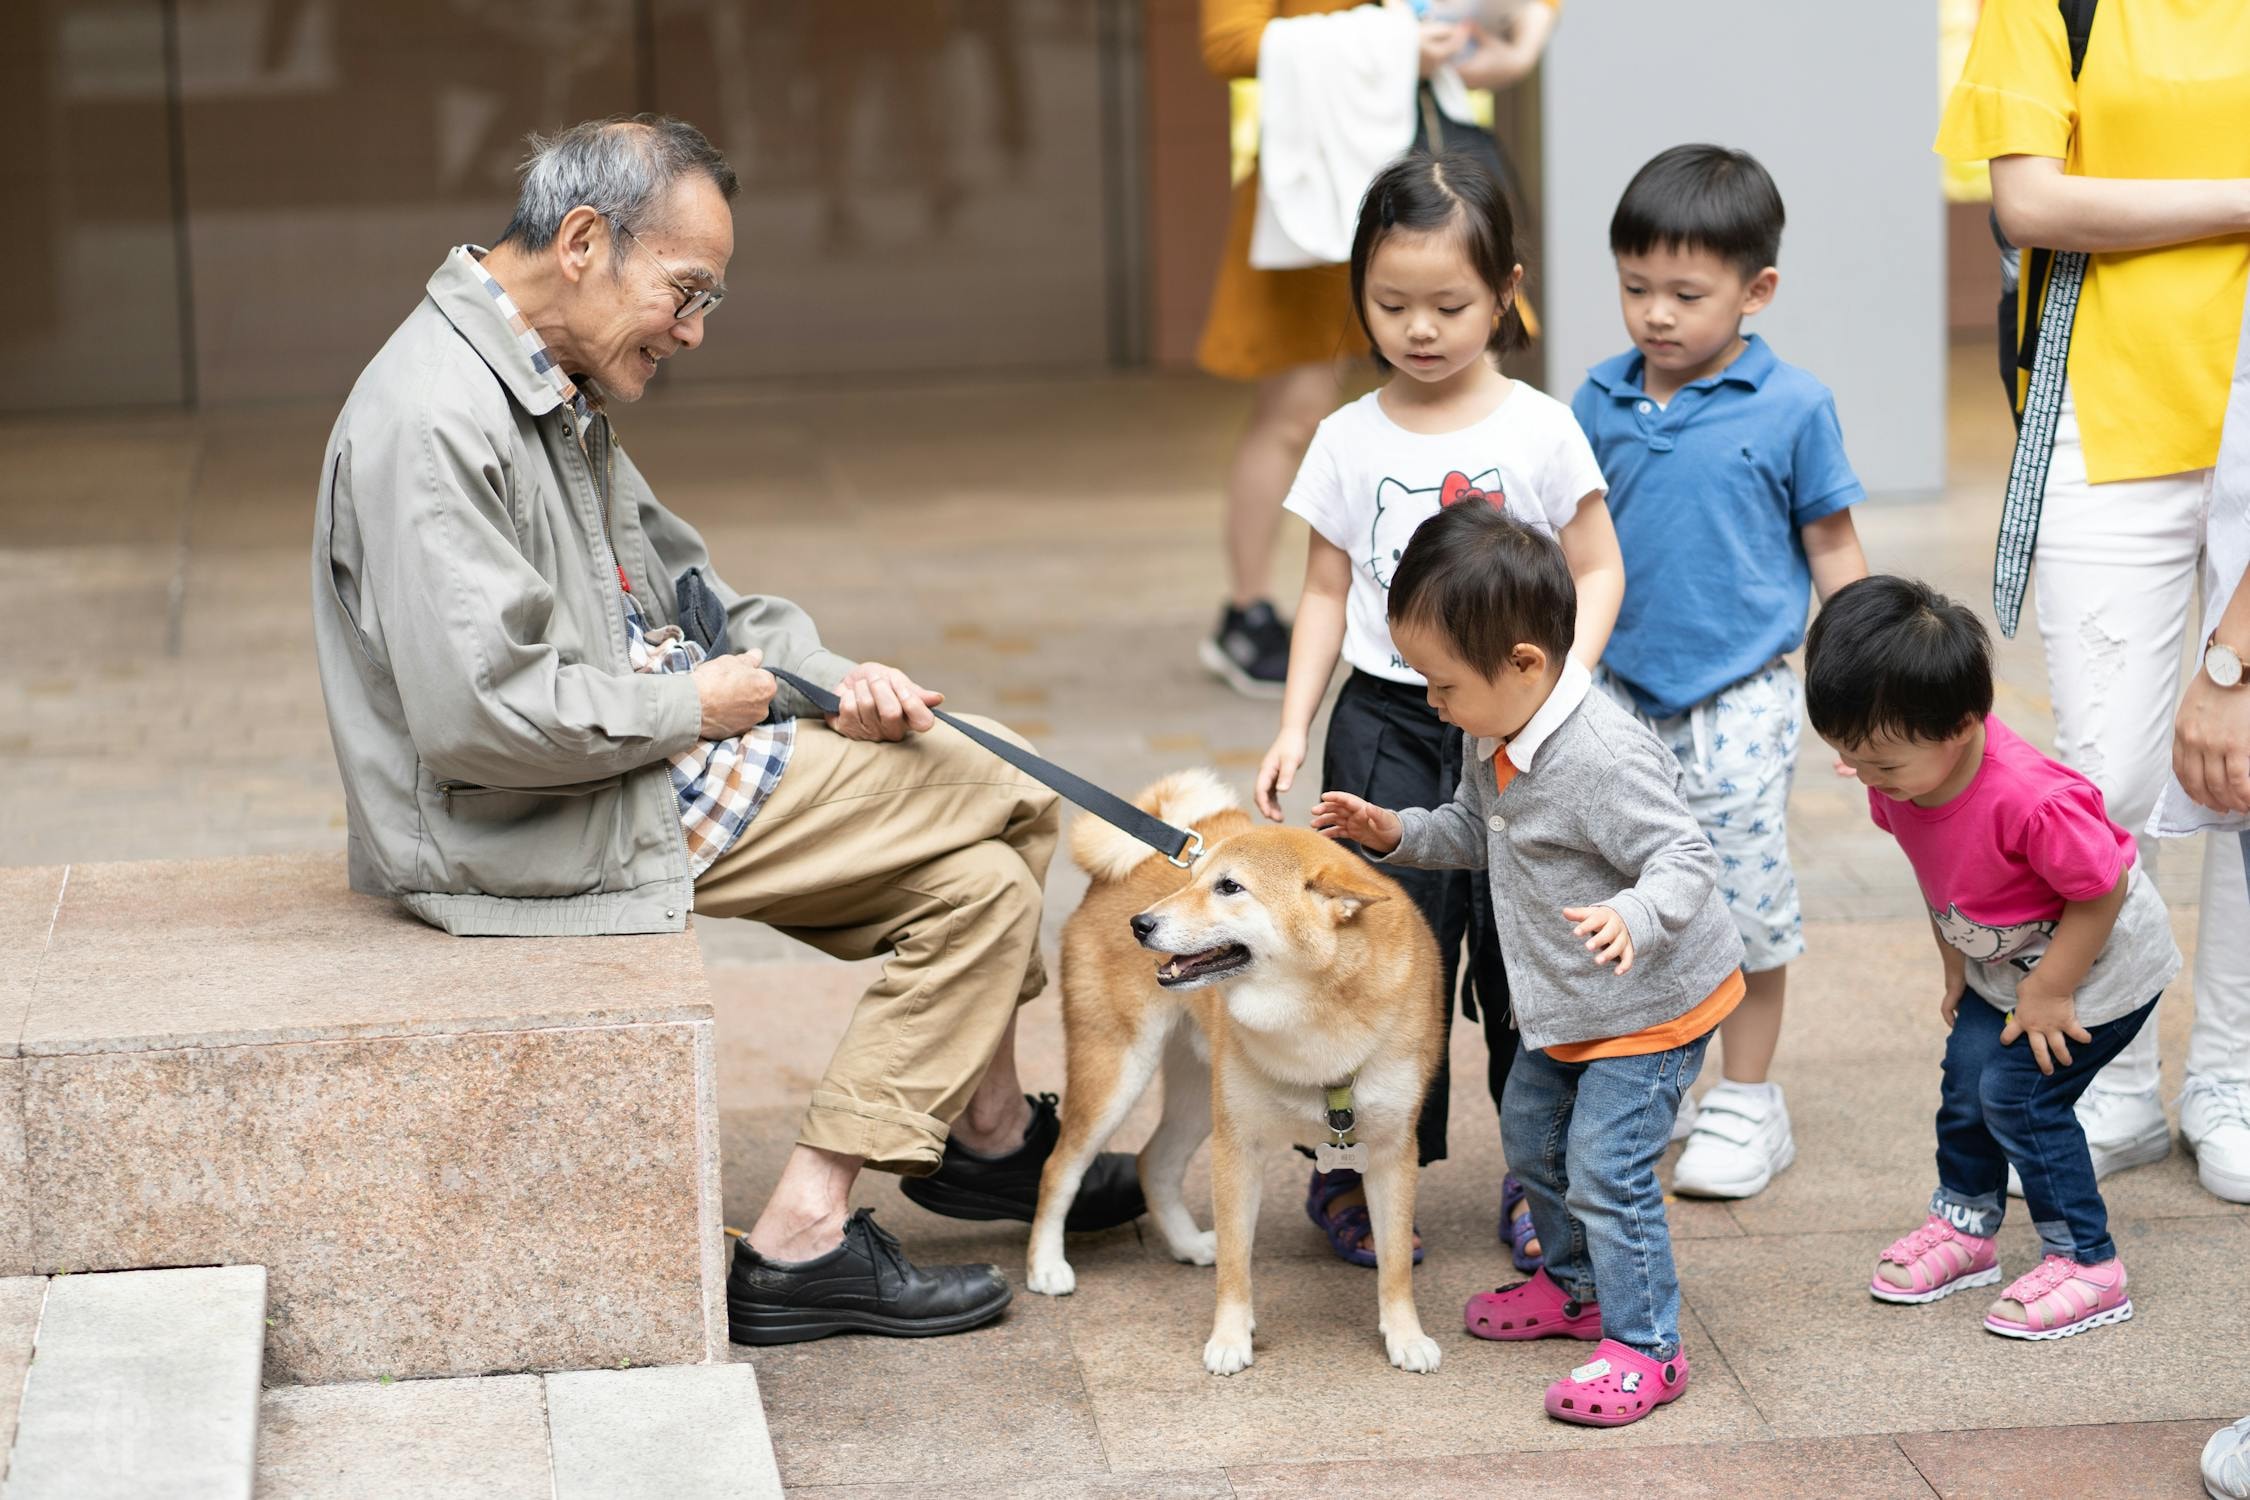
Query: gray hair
[[497, 114, 738, 253]]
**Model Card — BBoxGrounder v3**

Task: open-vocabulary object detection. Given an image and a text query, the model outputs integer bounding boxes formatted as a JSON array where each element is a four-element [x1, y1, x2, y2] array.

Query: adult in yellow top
[[1934, 0, 2250, 1207], [1194, 0, 1557, 697], [1937, 0, 2250, 481]]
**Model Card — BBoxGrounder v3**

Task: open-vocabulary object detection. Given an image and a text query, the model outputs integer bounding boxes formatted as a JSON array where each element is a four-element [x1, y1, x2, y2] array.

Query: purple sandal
[[1500, 1172, 1544, 1273], [1305, 1168, 1423, 1268]]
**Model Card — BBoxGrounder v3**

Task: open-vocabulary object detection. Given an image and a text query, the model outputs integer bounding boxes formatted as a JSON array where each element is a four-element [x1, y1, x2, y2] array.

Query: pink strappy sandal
[[1463, 1267, 1602, 1342], [1544, 1338, 1690, 1427], [1983, 1254, 2131, 1340], [1869, 1214, 2001, 1304]]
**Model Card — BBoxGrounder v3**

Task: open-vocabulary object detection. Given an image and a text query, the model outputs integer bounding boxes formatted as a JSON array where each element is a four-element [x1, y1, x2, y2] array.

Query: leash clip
[[1166, 829, 1205, 870]]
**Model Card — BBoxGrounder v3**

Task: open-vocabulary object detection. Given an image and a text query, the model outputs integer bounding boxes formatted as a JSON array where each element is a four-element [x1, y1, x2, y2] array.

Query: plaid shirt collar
[[449, 245, 592, 419]]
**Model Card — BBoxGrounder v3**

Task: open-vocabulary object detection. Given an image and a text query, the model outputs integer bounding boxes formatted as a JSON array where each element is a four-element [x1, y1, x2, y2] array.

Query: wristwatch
[[2208, 632, 2245, 689]]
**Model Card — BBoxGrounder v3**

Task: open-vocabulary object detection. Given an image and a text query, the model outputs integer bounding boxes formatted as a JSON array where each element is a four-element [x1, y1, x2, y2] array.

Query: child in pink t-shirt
[[1805, 577, 2180, 1341]]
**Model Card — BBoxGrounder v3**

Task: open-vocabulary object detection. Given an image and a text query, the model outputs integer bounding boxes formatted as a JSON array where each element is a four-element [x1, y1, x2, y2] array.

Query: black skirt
[[1321, 669, 1515, 1165]]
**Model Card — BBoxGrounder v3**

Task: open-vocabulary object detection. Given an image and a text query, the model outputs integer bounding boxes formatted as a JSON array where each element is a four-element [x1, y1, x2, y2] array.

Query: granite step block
[[2, 1265, 266, 1500], [20, 855, 726, 1384], [545, 1363, 783, 1500]]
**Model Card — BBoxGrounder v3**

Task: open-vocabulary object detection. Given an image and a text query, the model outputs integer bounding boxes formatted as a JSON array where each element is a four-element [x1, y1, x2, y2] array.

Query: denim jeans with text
[[1931, 987, 2160, 1264], [1501, 1034, 1707, 1360]]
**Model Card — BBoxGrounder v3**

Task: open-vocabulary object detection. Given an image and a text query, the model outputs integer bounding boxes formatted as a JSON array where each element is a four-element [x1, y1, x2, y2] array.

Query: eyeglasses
[[612, 218, 725, 322]]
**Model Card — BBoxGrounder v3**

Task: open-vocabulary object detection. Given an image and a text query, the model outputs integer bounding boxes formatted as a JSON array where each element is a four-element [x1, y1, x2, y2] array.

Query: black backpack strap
[[2059, 0, 2096, 80], [2010, 0, 2097, 408], [2018, 244, 2056, 385]]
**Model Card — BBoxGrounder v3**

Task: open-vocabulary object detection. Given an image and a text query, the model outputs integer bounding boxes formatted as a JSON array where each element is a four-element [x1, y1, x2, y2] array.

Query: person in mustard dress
[[1935, 0, 2250, 1206], [1195, 0, 1557, 695]]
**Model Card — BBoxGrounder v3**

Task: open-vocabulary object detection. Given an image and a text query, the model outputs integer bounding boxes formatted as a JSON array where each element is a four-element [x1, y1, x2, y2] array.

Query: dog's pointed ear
[[1307, 870, 1390, 923]]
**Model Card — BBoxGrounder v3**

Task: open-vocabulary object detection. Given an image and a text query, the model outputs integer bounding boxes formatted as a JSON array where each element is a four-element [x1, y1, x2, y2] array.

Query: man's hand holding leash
[[694, 648, 778, 738], [828, 662, 945, 741]]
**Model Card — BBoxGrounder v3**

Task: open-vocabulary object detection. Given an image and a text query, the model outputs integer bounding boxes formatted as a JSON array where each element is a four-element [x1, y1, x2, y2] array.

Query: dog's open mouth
[[1155, 944, 1252, 988]]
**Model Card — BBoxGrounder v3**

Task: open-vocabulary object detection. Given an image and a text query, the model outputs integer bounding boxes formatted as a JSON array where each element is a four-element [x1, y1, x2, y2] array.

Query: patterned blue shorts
[[1594, 660, 1805, 972]]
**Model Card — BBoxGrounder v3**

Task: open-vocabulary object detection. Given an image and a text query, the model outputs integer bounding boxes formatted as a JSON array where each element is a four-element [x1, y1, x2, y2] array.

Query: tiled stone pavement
[[6, 345, 2245, 1493]]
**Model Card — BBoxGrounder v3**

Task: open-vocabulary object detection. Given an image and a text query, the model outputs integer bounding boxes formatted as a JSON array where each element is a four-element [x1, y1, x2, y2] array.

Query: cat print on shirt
[[1932, 902, 2056, 972], [1366, 469, 1507, 588]]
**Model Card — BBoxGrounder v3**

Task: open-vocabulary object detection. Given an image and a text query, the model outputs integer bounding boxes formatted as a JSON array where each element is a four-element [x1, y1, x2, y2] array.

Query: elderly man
[[312, 115, 1140, 1344]]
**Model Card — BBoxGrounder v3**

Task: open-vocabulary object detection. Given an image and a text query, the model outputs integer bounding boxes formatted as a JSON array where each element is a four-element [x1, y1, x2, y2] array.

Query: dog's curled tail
[[1069, 768, 1239, 884]]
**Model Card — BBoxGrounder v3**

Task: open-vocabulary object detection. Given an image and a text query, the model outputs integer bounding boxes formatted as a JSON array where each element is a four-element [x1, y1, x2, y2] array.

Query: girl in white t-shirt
[[1255, 150, 1624, 1271]]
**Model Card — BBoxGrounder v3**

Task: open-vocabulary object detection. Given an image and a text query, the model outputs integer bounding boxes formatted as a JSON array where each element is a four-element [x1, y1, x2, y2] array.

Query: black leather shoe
[[727, 1209, 1012, 1346], [899, 1092, 1146, 1232]]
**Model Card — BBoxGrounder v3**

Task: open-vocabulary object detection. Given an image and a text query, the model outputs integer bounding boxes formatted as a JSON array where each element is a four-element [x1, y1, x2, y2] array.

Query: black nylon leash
[[769, 667, 1205, 868]]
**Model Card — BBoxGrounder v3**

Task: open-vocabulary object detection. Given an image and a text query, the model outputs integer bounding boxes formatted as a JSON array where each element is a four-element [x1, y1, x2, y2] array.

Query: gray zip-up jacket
[[1379, 665, 1747, 1049], [311, 251, 856, 936]]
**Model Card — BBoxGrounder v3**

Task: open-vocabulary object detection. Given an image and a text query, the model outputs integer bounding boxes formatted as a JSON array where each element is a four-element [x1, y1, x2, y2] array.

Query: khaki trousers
[[694, 716, 1060, 1174]]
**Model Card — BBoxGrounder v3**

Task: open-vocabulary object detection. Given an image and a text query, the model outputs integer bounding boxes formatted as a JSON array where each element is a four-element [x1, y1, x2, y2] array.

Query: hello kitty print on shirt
[[1368, 469, 1507, 586], [1279, 385, 1607, 687], [1932, 903, 2056, 972]]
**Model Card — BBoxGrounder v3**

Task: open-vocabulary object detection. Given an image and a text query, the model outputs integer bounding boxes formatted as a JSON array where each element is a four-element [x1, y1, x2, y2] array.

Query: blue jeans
[[1932, 988, 2160, 1264], [1501, 1034, 1708, 1359]]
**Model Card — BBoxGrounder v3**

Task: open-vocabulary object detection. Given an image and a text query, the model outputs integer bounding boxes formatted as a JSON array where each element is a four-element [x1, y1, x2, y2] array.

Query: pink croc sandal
[[1869, 1214, 2001, 1304], [1464, 1267, 1603, 1342], [1983, 1254, 2131, 1340], [1544, 1338, 1689, 1427]]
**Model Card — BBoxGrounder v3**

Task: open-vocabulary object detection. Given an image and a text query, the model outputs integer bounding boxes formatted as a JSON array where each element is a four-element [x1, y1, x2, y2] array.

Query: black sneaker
[[899, 1092, 1146, 1232], [1200, 600, 1291, 698], [727, 1208, 1012, 1345]]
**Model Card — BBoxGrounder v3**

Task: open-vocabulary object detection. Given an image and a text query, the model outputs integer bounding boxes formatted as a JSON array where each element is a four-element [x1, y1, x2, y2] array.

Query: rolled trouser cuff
[[800, 1090, 949, 1177], [1928, 1186, 2004, 1241], [1015, 948, 1049, 1006], [2031, 1215, 2114, 1264]]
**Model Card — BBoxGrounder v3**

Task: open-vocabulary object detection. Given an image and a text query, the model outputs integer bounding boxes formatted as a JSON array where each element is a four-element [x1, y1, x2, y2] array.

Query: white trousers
[[2033, 388, 2250, 1091]]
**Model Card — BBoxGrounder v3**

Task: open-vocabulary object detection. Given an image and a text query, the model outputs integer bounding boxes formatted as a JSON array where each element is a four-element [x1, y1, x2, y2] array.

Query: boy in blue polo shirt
[[1572, 144, 1869, 1200]]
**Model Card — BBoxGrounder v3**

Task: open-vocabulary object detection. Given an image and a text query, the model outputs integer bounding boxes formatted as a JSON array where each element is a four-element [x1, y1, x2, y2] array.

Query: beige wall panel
[[0, 1, 186, 412], [652, 0, 1111, 388], [177, 0, 638, 404]]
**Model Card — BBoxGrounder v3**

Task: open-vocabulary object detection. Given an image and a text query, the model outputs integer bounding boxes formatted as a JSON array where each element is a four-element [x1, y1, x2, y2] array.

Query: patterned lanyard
[[1993, 251, 2089, 639]]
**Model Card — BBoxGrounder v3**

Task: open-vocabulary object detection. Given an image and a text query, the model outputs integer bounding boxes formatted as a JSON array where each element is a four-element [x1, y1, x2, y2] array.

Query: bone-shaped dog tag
[[1315, 1141, 1370, 1173]]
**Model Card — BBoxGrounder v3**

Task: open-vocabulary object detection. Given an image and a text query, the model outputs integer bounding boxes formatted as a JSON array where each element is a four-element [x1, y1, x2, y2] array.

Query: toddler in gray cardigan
[[1314, 502, 1745, 1429]]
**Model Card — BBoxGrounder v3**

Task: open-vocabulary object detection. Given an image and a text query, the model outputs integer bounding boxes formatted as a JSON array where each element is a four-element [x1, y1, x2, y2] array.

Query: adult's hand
[[2173, 671, 2250, 814], [1451, 0, 1555, 91], [829, 662, 944, 742], [694, 648, 777, 739], [1417, 20, 1468, 77]]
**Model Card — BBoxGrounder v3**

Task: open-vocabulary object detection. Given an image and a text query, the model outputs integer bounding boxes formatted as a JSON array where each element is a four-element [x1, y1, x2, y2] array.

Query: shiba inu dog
[[1024, 769, 1446, 1375]]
